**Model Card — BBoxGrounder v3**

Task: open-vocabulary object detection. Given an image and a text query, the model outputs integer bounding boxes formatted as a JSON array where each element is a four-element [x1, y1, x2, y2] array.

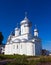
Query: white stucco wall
[[5, 39, 42, 56], [5, 41, 35, 56]]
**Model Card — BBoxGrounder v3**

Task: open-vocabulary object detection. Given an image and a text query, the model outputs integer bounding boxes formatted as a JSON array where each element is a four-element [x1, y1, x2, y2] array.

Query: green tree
[[0, 32, 4, 45]]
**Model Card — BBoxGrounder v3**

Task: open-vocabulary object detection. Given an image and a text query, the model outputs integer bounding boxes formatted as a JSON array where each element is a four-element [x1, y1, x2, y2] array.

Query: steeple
[[20, 12, 29, 25], [34, 25, 38, 37], [24, 12, 27, 19], [15, 23, 20, 36]]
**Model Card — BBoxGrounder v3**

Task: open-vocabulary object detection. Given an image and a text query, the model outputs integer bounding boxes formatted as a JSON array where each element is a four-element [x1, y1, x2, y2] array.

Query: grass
[[0, 55, 51, 65], [39, 56, 51, 62]]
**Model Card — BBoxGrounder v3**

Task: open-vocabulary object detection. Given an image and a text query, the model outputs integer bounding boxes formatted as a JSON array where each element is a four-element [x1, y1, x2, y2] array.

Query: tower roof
[[20, 12, 31, 25], [20, 16, 30, 25]]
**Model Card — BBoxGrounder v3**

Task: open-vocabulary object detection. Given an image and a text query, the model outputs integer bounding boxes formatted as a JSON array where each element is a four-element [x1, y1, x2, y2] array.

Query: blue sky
[[0, 0, 51, 51]]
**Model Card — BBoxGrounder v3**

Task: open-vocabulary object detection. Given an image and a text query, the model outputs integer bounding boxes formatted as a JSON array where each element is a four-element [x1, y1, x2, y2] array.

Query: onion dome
[[34, 25, 38, 37], [34, 25, 38, 32], [15, 25, 20, 36], [34, 28, 38, 32], [20, 16, 30, 24], [20, 12, 32, 27], [15, 27, 19, 31], [15, 23, 19, 31]]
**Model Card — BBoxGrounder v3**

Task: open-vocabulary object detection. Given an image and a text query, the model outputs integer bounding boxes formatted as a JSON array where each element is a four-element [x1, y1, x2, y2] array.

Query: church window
[[21, 45, 22, 49], [17, 45, 18, 49]]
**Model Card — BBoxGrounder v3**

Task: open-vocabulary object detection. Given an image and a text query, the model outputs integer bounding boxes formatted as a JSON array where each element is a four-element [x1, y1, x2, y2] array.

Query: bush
[[39, 56, 51, 62]]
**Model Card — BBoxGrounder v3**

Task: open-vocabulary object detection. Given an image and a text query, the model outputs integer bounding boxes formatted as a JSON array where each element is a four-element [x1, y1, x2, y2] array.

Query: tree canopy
[[0, 32, 4, 45]]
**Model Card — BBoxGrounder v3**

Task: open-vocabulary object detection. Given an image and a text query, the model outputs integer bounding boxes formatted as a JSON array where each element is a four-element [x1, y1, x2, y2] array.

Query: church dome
[[34, 29, 38, 32], [34, 25, 38, 32], [20, 16, 30, 25], [34, 25, 38, 37], [15, 27, 19, 30]]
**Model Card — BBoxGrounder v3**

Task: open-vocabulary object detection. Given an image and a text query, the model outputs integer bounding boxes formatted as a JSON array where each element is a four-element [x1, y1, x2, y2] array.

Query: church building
[[4, 14, 42, 56]]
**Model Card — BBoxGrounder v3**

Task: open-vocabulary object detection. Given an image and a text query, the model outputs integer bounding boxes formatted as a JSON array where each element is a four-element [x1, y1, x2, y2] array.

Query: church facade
[[4, 15, 42, 56]]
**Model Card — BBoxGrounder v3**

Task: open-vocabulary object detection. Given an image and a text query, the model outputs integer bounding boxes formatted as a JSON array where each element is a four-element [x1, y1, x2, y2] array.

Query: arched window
[[17, 45, 18, 49], [21, 45, 22, 49]]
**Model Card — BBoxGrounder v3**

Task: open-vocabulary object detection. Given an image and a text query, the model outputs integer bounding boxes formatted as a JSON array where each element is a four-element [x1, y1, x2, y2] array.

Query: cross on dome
[[20, 12, 30, 25], [24, 12, 28, 20], [25, 12, 27, 16], [20, 12, 32, 27], [15, 23, 19, 31], [35, 24, 37, 29]]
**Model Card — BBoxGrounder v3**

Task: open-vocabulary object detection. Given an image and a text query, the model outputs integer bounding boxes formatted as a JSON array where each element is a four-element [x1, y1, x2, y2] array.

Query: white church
[[4, 14, 42, 56]]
